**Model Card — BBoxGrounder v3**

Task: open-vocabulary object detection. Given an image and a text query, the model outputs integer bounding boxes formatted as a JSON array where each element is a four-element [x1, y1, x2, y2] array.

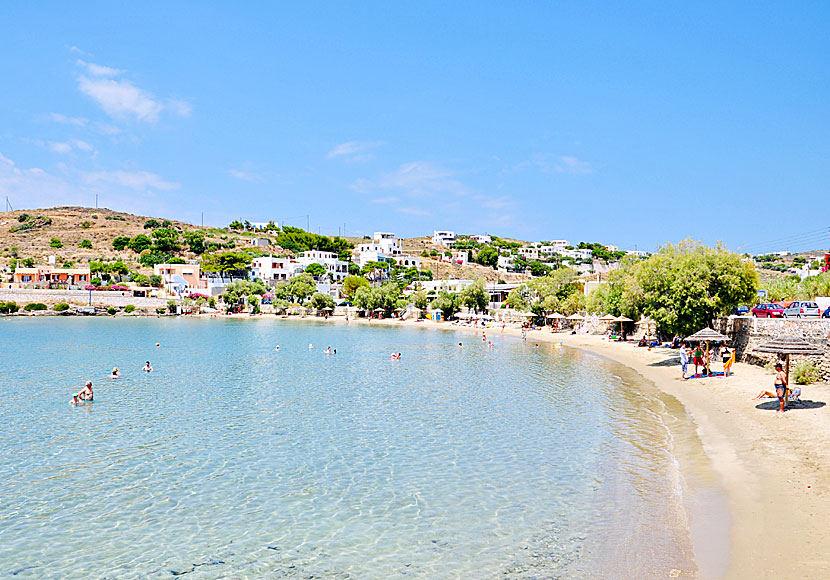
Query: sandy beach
[[245, 313, 830, 579]]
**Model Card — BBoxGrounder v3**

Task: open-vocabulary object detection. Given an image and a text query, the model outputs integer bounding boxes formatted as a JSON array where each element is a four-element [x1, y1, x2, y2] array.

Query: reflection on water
[[0, 318, 723, 578]]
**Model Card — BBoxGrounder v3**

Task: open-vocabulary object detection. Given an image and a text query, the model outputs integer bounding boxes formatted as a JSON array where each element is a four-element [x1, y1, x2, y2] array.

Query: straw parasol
[[599, 313, 616, 321], [566, 313, 584, 321], [685, 327, 730, 376], [545, 312, 565, 319], [753, 336, 824, 392]]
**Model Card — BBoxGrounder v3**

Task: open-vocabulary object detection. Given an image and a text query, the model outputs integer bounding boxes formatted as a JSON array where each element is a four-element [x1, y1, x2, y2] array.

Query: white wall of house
[[432, 230, 456, 246]]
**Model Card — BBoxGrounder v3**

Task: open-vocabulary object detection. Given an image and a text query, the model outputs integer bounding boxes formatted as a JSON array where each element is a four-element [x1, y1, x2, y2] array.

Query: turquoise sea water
[[0, 318, 721, 579]]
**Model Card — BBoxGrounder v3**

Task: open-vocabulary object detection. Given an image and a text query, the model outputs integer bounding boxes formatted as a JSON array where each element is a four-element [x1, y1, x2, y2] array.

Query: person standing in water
[[110, 367, 120, 379], [72, 381, 93, 402], [142, 361, 153, 372]]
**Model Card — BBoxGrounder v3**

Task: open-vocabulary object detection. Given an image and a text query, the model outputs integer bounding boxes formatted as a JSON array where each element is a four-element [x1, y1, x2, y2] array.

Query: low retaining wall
[[0, 289, 169, 309], [715, 317, 830, 381]]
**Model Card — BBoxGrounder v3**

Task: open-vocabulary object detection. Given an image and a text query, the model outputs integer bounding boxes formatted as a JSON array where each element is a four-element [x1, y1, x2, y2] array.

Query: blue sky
[[1, 2, 827, 253]]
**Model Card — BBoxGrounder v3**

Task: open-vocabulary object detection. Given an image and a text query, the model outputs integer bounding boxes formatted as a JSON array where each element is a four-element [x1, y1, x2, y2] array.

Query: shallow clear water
[[0, 318, 714, 579]]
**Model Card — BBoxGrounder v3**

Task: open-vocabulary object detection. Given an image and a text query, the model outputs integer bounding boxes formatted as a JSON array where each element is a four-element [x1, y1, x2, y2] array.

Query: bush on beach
[[107, 307, 117, 315], [53, 303, 70, 312], [124, 304, 136, 313], [0, 301, 20, 313], [24, 303, 48, 311], [793, 361, 821, 385]]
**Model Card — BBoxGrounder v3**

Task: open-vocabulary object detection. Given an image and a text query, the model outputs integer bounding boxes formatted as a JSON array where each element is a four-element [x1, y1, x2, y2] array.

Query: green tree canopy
[[128, 234, 152, 253], [201, 251, 252, 275], [112, 236, 131, 251], [627, 240, 758, 337], [221, 279, 268, 310], [475, 245, 499, 268], [343, 275, 370, 300], [274, 273, 316, 304], [305, 263, 327, 279], [353, 283, 403, 315], [309, 292, 336, 311], [461, 278, 489, 313], [430, 290, 460, 320]]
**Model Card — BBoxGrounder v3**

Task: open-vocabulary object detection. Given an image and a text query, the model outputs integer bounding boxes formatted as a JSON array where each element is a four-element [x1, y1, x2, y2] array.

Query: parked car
[[751, 303, 785, 318], [783, 301, 821, 318], [823, 306, 830, 319], [735, 305, 750, 315]]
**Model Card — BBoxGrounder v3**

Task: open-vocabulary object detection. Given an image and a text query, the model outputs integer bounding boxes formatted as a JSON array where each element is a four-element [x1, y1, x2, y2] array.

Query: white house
[[251, 256, 299, 283], [432, 230, 456, 246], [470, 234, 491, 244], [296, 251, 350, 282], [250, 237, 271, 247], [356, 231, 420, 269], [517, 247, 540, 260], [497, 255, 516, 272]]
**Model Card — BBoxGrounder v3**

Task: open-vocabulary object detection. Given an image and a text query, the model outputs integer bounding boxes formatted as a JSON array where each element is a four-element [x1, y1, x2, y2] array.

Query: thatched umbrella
[[685, 327, 730, 376], [635, 316, 656, 338], [753, 336, 824, 397], [613, 315, 633, 336], [546, 312, 565, 329], [599, 313, 616, 321], [566, 313, 584, 321]]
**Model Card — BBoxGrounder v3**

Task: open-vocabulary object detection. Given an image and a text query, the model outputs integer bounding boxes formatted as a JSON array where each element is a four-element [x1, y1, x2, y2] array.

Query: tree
[[79, 239, 93, 249], [274, 273, 316, 304], [628, 240, 757, 337], [305, 262, 327, 279], [229, 220, 244, 230], [201, 251, 252, 275], [149, 274, 163, 287], [430, 290, 459, 320], [221, 279, 268, 310], [112, 236, 131, 251], [528, 260, 551, 277], [461, 279, 489, 313], [143, 219, 161, 229], [348, 262, 360, 275], [353, 283, 402, 315], [475, 245, 499, 268], [412, 287, 430, 312], [183, 230, 207, 254], [309, 292, 336, 311], [343, 275, 370, 300], [130, 272, 150, 286], [128, 234, 152, 252], [151, 228, 181, 253]]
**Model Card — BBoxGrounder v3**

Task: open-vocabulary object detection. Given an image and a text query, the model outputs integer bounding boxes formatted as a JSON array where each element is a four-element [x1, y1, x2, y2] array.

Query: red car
[[751, 303, 785, 318]]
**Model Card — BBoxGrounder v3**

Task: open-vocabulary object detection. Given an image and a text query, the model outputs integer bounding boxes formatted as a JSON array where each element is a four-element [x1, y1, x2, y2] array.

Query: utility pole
[[201, 212, 204, 227]]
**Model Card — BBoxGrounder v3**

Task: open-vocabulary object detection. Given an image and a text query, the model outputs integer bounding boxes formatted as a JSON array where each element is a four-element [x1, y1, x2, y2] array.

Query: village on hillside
[[0, 207, 828, 321]]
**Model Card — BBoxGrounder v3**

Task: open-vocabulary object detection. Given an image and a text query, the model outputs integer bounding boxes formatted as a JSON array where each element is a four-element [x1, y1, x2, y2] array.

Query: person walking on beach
[[679, 343, 689, 379]]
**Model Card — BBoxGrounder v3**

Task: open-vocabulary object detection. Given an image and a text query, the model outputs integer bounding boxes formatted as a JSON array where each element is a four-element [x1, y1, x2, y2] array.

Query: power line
[[740, 226, 830, 254]]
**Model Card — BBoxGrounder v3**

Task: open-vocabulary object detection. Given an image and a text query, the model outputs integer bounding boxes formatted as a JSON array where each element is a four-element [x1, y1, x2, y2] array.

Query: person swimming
[[390, 352, 401, 359], [110, 367, 120, 379], [308, 343, 314, 349], [142, 361, 153, 372], [275, 345, 280, 351], [324, 347, 332, 354], [72, 381, 93, 403]]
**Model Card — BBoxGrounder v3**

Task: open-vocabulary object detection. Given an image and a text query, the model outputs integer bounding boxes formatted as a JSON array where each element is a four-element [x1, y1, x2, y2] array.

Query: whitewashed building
[[469, 234, 491, 244], [356, 232, 420, 269], [251, 256, 300, 283], [432, 230, 456, 246], [296, 251, 350, 282]]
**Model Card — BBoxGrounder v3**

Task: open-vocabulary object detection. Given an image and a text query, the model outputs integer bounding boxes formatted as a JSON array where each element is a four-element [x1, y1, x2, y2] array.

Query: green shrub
[[24, 303, 48, 311], [81, 221, 92, 229], [124, 304, 136, 313], [79, 239, 93, 249], [50, 238, 63, 248], [105, 215, 126, 221], [91, 214, 98, 219], [0, 301, 20, 313], [793, 361, 821, 385], [167, 300, 177, 313], [91, 277, 102, 286], [53, 303, 70, 312], [18, 213, 30, 222], [107, 307, 117, 315], [144, 219, 161, 229], [112, 236, 131, 251], [155, 307, 166, 314]]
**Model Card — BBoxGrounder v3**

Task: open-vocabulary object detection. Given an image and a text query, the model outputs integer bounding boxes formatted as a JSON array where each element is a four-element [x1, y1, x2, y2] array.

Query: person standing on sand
[[774, 362, 789, 413], [692, 345, 703, 376], [679, 343, 689, 379]]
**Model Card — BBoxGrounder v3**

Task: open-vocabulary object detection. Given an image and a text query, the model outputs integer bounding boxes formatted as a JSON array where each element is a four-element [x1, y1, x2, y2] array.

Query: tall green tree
[[430, 290, 460, 320], [274, 273, 316, 304], [461, 278, 489, 313], [343, 275, 370, 300], [629, 240, 757, 336]]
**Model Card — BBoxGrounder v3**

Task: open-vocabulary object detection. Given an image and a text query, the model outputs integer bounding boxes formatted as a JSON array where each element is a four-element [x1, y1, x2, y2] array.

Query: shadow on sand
[[755, 399, 826, 411]]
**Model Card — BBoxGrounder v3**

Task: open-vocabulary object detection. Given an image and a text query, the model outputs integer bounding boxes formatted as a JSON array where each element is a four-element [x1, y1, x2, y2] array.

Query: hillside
[[0, 207, 270, 273]]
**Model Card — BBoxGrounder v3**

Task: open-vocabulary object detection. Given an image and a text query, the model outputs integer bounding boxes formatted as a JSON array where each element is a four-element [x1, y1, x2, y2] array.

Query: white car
[[783, 301, 820, 318]]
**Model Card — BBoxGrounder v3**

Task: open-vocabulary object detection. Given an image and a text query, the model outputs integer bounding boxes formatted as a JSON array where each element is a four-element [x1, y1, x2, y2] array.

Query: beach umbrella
[[599, 313, 616, 321], [566, 313, 584, 320], [684, 328, 730, 376], [546, 312, 566, 319], [613, 315, 633, 335], [753, 336, 824, 393]]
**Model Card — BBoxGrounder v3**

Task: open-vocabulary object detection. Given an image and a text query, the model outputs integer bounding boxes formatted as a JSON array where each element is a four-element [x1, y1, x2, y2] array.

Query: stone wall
[[715, 317, 830, 381], [0, 288, 169, 309]]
